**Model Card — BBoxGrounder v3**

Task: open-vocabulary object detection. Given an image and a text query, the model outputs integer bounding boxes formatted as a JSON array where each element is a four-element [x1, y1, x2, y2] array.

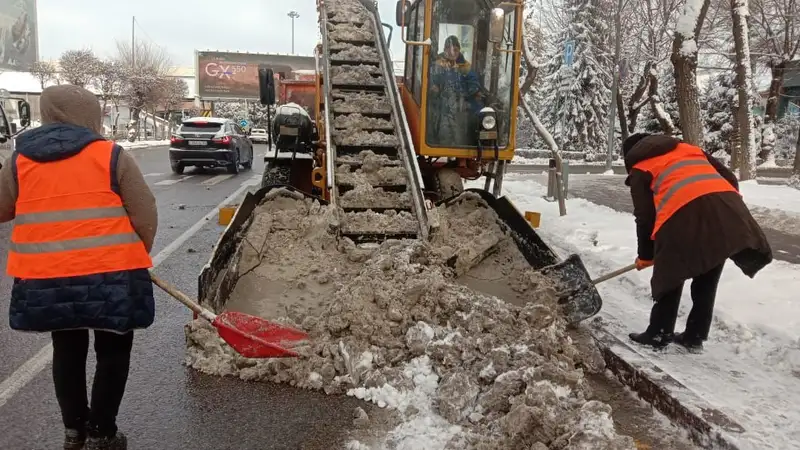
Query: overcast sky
[[37, 0, 405, 68]]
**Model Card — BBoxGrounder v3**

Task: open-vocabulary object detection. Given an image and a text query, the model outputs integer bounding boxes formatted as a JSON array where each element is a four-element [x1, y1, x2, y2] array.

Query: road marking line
[[200, 174, 234, 186], [143, 173, 165, 177], [0, 181, 256, 410], [154, 176, 194, 186]]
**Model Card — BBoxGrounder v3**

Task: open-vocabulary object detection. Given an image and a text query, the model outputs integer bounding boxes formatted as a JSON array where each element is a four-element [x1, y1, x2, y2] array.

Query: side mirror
[[258, 66, 276, 106], [395, 1, 404, 27], [488, 8, 505, 43], [17, 100, 30, 128]]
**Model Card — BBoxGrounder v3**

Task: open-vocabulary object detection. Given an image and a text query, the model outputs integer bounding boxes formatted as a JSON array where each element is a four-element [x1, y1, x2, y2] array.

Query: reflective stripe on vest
[[7, 140, 153, 279], [633, 143, 737, 239]]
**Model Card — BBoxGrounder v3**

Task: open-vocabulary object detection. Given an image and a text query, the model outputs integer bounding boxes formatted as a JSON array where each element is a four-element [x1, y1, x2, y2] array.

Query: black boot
[[628, 330, 673, 348], [63, 427, 86, 450], [674, 332, 704, 352], [85, 431, 127, 450]]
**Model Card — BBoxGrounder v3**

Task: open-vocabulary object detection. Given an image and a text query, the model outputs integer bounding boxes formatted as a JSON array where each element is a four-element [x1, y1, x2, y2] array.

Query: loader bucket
[[198, 185, 325, 309], [438, 189, 602, 324]]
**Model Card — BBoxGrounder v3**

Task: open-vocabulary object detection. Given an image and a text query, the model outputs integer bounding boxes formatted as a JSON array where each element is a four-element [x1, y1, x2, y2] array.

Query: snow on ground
[[739, 180, 800, 214], [114, 139, 170, 150], [467, 173, 800, 450]]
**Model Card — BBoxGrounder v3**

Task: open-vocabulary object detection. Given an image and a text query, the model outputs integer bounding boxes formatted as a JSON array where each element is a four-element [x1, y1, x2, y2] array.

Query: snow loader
[[203, 0, 601, 328]]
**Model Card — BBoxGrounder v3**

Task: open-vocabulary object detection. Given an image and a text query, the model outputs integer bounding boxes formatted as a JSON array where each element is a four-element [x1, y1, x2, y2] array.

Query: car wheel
[[171, 162, 184, 175], [227, 150, 240, 174], [242, 148, 253, 170]]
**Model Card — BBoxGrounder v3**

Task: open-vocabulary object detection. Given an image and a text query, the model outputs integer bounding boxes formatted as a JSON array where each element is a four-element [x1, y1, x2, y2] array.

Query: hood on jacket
[[623, 134, 682, 186], [15, 123, 105, 162]]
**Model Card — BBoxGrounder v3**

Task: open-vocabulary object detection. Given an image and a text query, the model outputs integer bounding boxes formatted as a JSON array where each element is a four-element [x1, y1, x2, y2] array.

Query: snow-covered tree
[[671, 0, 711, 145], [729, 0, 757, 180], [641, 64, 681, 136], [59, 49, 101, 87], [214, 101, 273, 128], [91, 59, 124, 122], [540, 0, 612, 160], [116, 40, 171, 141], [30, 61, 57, 89], [702, 73, 736, 157], [751, 0, 800, 165], [159, 78, 188, 138]]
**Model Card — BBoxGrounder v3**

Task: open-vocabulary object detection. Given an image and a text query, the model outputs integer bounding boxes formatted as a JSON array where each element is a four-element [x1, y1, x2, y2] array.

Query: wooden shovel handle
[[149, 270, 208, 317], [592, 263, 638, 285]]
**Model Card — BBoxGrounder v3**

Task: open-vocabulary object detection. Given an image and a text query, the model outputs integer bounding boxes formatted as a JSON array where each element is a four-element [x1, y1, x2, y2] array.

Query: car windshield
[[181, 122, 222, 133]]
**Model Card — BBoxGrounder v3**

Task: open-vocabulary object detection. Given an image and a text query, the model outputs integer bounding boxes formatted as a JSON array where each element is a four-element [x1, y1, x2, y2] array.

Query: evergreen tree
[[539, 0, 612, 160], [701, 73, 736, 157]]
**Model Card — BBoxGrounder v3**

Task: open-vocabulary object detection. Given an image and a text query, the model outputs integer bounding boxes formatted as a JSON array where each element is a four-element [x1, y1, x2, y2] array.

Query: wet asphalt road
[[514, 173, 800, 264], [0, 144, 367, 449]]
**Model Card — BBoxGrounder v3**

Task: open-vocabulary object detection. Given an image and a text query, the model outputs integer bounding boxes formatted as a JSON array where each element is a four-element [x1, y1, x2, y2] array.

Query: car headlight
[[481, 115, 497, 130]]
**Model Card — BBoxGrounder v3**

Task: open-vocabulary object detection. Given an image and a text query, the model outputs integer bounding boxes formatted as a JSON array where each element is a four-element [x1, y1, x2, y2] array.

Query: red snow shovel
[[149, 271, 309, 358]]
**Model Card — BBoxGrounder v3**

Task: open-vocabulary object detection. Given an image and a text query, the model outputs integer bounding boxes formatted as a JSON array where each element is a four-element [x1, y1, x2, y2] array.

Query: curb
[[591, 328, 744, 450]]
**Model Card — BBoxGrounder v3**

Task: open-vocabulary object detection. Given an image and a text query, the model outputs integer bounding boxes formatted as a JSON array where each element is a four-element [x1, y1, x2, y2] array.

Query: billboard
[[0, 0, 37, 70], [196, 51, 315, 100]]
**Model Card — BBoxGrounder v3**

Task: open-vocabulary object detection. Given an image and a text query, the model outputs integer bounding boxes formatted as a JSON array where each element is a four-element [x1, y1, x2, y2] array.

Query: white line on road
[[143, 173, 165, 177], [200, 174, 234, 186], [0, 181, 257, 410], [154, 176, 194, 186]]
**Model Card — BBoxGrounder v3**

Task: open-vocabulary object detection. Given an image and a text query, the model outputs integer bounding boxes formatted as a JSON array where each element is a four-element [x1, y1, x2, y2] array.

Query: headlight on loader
[[481, 115, 497, 130]]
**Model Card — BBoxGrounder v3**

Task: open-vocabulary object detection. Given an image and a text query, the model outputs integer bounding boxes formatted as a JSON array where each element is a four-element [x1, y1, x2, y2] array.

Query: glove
[[635, 258, 653, 271]]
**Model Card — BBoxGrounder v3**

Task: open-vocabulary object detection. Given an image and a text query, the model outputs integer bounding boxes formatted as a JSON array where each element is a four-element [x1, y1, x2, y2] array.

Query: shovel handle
[[592, 263, 638, 285], [149, 270, 216, 321]]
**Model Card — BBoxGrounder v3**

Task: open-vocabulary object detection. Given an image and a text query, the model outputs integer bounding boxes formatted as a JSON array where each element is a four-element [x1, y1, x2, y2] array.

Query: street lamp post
[[288, 11, 300, 54]]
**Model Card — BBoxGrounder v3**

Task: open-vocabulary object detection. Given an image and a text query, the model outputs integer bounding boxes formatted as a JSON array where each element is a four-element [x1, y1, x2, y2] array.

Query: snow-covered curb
[[114, 140, 170, 150]]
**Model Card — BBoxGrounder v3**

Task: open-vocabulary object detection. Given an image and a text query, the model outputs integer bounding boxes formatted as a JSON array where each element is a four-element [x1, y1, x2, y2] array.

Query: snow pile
[[336, 161, 407, 186], [335, 130, 398, 147], [114, 139, 169, 150], [334, 113, 393, 131], [185, 190, 636, 449], [332, 91, 393, 115]]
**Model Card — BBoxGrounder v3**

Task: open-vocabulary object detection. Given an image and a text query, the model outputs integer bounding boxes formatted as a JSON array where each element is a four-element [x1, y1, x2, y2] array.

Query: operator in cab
[[428, 35, 483, 146]]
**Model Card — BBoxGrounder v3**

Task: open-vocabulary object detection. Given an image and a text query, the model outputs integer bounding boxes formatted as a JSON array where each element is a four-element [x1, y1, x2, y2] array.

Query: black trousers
[[51, 330, 134, 437], [647, 263, 725, 340]]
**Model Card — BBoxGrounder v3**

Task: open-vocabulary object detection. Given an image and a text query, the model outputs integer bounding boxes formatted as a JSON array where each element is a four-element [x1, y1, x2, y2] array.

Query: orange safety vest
[[633, 143, 738, 239], [7, 140, 153, 279]]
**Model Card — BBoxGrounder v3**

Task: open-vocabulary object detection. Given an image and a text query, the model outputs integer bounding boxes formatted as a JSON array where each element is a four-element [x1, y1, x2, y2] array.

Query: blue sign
[[563, 40, 575, 68], [239, 119, 249, 127]]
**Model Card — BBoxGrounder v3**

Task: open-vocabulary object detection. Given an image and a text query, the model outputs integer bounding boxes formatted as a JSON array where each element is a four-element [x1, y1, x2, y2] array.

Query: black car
[[169, 117, 254, 174]]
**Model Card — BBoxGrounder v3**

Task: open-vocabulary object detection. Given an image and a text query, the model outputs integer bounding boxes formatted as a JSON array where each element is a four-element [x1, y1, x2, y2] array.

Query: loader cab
[[397, 0, 521, 174]]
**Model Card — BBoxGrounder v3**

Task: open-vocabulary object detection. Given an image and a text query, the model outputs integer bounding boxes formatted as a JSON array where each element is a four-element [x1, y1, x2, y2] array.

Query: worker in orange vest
[[622, 133, 772, 352], [0, 85, 157, 450]]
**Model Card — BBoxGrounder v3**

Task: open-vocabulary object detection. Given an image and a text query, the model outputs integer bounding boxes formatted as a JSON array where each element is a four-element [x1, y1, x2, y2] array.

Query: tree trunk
[[730, 114, 741, 172], [671, 0, 711, 145], [647, 68, 675, 135], [627, 62, 652, 133], [765, 62, 785, 124], [730, 0, 756, 181], [616, 89, 628, 142]]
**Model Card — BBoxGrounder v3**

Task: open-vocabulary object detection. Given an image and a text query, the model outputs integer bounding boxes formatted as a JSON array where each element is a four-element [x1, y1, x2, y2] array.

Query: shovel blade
[[213, 311, 309, 359], [539, 254, 603, 323]]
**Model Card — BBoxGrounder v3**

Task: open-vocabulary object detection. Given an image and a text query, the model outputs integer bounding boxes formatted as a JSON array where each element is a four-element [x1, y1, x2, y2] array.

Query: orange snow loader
[[200, 0, 602, 347]]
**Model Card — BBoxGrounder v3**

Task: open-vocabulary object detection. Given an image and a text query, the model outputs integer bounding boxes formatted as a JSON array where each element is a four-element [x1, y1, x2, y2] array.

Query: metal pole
[[131, 17, 135, 67], [288, 11, 300, 55], [604, 0, 624, 171]]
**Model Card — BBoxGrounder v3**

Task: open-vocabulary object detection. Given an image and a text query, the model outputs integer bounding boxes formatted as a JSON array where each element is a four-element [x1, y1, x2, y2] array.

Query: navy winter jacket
[[7, 124, 155, 333]]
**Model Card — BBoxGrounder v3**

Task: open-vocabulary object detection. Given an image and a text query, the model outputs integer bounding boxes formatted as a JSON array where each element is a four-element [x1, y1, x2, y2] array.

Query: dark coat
[[624, 135, 773, 299], [7, 124, 155, 334]]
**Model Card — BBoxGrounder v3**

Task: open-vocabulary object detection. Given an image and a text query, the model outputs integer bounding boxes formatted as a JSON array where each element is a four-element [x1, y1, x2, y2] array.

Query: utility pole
[[604, 0, 624, 172], [131, 16, 135, 67], [288, 11, 300, 54]]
